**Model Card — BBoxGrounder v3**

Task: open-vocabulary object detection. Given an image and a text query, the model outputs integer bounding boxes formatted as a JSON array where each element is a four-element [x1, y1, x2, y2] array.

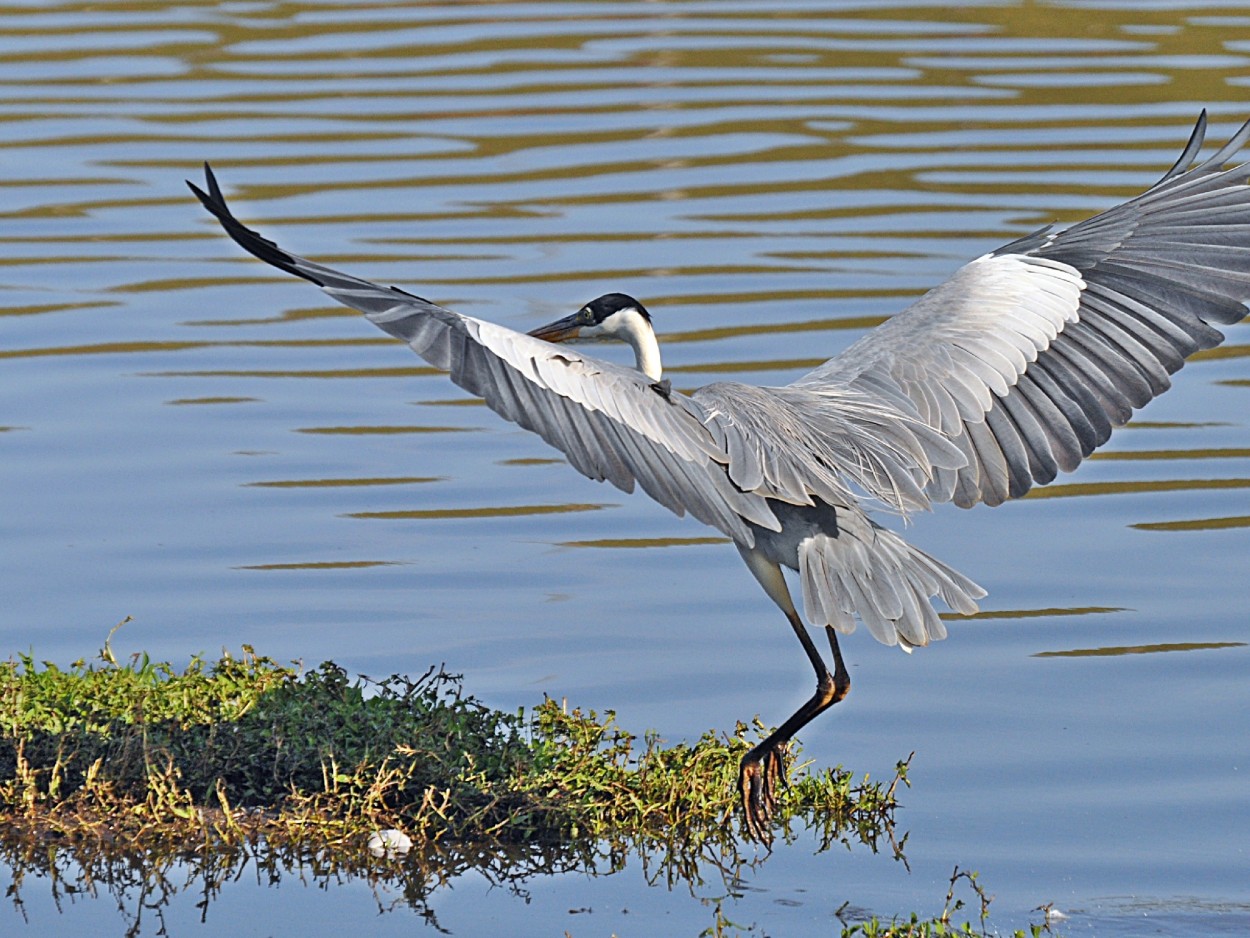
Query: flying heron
[[189, 112, 1250, 841]]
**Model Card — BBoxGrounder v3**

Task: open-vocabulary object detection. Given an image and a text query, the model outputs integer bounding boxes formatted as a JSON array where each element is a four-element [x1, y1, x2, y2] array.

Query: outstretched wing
[[794, 111, 1250, 508], [188, 165, 781, 543]]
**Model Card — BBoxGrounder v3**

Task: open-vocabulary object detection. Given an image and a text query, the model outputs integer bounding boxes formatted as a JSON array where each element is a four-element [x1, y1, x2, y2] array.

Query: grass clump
[[0, 634, 904, 867], [0, 638, 1062, 938]]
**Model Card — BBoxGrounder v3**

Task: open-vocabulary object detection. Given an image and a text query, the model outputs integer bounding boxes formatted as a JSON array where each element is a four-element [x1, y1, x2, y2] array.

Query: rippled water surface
[[2, 1, 1249, 935]]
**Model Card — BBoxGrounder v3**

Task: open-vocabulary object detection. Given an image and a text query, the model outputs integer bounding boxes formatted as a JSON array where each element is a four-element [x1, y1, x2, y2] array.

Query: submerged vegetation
[[835, 867, 1058, 938]]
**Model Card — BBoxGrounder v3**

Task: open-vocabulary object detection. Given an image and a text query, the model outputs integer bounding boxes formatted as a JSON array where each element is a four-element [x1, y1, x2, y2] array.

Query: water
[[2, 1, 1248, 934]]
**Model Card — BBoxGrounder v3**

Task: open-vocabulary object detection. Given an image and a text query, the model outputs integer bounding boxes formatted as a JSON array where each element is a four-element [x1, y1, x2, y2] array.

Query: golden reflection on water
[[166, 395, 258, 405], [1023, 478, 1250, 500], [951, 606, 1125, 621], [1, 337, 391, 360], [670, 314, 888, 342], [1126, 421, 1235, 429], [498, 457, 563, 466], [1132, 514, 1250, 532], [557, 536, 729, 549], [1089, 447, 1250, 461], [245, 476, 440, 488], [188, 306, 358, 327], [1034, 641, 1247, 658], [668, 356, 826, 374], [144, 366, 435, 379], [346, 503, 612, 520], [0, 340, 205, 359], [237, 560, 408, 571], [295, 424, 476, 435], [1192, 342, 1250, 361], [0, 300, 117, 317]]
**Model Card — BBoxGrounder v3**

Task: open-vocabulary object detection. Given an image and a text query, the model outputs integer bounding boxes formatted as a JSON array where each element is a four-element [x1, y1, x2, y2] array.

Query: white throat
[[598, 307, 663, 382]]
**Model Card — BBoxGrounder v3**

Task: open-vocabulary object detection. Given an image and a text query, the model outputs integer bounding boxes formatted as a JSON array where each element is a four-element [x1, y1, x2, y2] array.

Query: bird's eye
[[579, 307, 594, 323]]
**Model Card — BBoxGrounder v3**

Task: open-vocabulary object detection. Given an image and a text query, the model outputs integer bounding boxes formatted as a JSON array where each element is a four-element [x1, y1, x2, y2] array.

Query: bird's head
[[528, 293, 663, 381], [528, 293, 652, 344]]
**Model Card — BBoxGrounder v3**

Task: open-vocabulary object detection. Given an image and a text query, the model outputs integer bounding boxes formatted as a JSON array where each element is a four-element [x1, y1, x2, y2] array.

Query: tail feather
[[798, 519, 984, 650]]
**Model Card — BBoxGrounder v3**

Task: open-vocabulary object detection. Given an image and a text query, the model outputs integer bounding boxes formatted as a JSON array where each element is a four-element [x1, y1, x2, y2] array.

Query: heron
[[189, 112, 1250, 842]]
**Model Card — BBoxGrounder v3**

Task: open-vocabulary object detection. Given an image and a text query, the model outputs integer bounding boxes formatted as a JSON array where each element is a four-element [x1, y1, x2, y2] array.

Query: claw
[[738, 741, 789, 844]]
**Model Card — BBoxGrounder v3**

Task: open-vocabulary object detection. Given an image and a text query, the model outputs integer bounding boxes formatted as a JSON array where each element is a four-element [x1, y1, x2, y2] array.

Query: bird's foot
[[738, 741, 789, 845]]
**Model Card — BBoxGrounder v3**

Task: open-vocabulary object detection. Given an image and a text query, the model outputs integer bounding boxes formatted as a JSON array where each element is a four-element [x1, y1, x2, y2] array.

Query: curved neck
[[607, 308, 662, 381], [628, 326, 663, 382]]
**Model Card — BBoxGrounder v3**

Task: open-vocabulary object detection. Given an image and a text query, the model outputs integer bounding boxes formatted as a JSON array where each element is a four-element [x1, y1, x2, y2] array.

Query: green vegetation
[[0, 632, 901, 865], [0, 634, 1055, 937]]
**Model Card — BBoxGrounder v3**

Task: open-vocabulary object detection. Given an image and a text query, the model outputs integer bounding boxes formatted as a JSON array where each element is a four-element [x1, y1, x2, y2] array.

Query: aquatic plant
[[835, 867, 1058, 938], [0, 635, 903, 870], [0, 637, 1064, 937]]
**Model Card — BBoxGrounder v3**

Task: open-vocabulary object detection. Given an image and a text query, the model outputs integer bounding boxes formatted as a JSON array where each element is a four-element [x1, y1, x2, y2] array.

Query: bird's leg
[[734, 546, 853, 842], [738, 613, 851, 843]]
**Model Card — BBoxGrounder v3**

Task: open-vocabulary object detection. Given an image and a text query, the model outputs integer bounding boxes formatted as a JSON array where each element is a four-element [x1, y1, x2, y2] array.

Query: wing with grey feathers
[[189, 164, 975, 540], [189, 164, 789, 544], [795, 112, 1250, 508]]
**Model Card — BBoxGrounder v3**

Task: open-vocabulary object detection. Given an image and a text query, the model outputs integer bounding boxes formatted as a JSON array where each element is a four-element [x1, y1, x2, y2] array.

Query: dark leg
[[739, 617, 851, 843]]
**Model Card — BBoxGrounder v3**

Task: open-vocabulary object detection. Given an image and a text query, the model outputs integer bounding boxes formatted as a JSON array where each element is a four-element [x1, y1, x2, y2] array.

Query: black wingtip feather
[[1157, 110, 1208, 185], [187, 163, 325, 287]]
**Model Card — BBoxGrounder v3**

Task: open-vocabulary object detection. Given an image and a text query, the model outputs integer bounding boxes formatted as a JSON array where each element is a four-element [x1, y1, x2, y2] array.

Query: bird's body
[[190, 112, 1250, 841]]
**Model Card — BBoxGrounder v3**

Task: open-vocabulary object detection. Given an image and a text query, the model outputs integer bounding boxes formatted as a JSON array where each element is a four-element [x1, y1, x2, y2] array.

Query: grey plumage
[[188, 111, 1250, 650], [190, 113, 1250, 838]]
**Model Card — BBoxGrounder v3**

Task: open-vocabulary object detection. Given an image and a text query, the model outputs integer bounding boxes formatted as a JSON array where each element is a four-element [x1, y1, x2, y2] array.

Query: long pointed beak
[[528, 313, 582, 344]]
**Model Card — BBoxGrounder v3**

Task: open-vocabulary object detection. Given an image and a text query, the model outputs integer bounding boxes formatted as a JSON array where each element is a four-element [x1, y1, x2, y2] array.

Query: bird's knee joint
[[833, 673, 850, 704], [818, 669, 850, 706]]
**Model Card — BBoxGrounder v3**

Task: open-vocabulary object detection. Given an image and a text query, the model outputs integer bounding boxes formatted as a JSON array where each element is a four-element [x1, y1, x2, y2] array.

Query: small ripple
[[245, 476, 441, 488], [555, 536, 728, 549], [1034, 641, 1247, 658], [1131, 514, 1250, 533], [1025, 478, 1250, 500], [346, 503, 611, 520], [236, 560, 407, 571], [295, 425, 475, 435]]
